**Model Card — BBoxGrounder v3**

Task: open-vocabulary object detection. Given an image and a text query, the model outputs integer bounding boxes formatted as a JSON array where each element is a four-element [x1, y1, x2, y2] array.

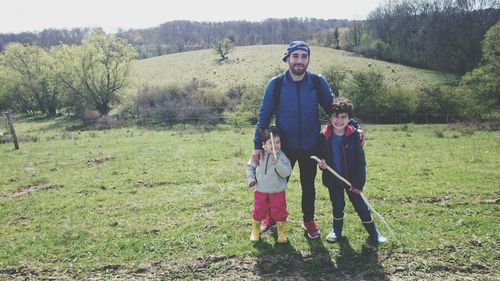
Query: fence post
[[5, 111, 19, 150]]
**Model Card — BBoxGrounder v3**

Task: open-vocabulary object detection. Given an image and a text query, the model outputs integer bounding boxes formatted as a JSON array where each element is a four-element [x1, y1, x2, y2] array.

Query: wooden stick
[[311, 155, 398, 242], [270, 132, 277, 159]]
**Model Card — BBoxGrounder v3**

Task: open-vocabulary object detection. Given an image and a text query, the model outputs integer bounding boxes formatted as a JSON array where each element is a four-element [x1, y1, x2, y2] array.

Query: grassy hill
[[130, 44, 459, 94]]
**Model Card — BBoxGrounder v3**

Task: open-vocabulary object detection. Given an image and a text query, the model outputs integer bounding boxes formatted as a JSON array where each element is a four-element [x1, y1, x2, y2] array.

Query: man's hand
[[251, 149, 263, 166], [359, 129, 366, 147]]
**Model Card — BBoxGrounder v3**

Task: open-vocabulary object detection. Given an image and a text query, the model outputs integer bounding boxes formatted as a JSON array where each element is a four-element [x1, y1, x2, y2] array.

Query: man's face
[[287, 50, 309, 76]]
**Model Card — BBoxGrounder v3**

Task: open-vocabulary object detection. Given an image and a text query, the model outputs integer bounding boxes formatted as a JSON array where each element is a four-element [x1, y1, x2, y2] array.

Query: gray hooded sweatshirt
[[246, 150, 293, 193]]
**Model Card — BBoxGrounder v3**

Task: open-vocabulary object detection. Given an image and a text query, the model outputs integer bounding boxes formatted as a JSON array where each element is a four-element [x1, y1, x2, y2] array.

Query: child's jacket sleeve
[[350, 134, 366, 190], [246, 157, 257, 186], [274, 152, 292, 179]]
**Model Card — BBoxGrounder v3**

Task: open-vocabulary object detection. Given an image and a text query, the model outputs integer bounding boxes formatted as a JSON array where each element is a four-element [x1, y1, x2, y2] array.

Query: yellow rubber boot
[[250, 220, 261, 241], [277, 221, 288, 243]]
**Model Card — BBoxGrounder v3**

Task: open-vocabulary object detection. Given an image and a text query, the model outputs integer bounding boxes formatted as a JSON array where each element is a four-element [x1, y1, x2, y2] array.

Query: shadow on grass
[[251, 231, 390, 280], [334, 237, 390, 280], [250, 231, 334, 280], [302, 234, 338, 280], [252, 237, 304, 279]]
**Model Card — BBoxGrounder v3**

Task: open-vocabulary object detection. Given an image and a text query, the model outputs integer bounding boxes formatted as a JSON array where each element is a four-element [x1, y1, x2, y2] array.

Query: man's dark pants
[[283, 148, 317, 222]]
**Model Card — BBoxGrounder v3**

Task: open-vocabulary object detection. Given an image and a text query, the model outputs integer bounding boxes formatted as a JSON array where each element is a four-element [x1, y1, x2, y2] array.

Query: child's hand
[[272, 157, 278, 165], [349, 187, 361, 195], [318, 159, 327, 170]]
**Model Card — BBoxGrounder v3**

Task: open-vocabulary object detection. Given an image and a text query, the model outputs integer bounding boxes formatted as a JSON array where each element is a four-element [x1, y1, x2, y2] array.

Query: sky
[[1, 0, 386, 34]]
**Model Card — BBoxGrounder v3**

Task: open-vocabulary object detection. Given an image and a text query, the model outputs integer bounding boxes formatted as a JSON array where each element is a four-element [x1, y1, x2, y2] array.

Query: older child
[[246, 126, 292, 243], [316, 98, 387, 243]]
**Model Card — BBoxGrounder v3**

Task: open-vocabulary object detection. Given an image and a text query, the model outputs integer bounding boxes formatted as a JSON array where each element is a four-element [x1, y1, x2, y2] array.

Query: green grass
[[0, 119, 499, 280], [129, 45, 459, 94]]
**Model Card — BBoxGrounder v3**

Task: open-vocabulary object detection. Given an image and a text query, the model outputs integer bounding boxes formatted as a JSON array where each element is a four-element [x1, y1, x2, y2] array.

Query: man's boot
[[277, 221, 288, 243], [250, 220, 261, 241]]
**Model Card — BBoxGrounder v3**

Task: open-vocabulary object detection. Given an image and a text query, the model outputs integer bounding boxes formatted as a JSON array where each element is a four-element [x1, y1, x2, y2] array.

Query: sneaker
[[375, 232, 388, 243], [301, 220, 320, 239], [326, 229, 339, 242], [260, 217, 276, 233]]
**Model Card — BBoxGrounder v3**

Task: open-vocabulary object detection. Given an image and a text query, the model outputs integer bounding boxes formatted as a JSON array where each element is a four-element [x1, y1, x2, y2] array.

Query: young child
[[246, 126, 292, 243], [316, 97, 387, 243]]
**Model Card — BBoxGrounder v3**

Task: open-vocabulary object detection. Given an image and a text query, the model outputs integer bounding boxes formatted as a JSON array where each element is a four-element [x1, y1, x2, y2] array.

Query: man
[[252, 41, 334, 239]]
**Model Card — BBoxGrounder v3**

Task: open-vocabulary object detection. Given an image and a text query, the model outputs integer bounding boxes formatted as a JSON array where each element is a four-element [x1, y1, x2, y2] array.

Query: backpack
[[272, 72, 326, 114]]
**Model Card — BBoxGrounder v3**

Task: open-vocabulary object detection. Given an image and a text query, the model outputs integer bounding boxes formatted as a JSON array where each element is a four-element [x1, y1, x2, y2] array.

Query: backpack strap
[[312, 73, 333, 116], [273, 73, 285, 113], [311, 73, 322, 100]]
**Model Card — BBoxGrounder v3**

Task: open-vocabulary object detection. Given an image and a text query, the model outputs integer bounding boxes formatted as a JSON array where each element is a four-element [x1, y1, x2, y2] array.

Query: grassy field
[[0, 117, 498, 280], [129, 45, 459, 94]]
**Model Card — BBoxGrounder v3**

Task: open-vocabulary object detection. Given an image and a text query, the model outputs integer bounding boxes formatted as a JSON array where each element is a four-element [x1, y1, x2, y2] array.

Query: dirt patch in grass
[[135, 180, 180, 188], [5, 181, 64, 199], [86, 156, 115, 167], [401, 195, 453, 204], [1, 250, 496, 280]]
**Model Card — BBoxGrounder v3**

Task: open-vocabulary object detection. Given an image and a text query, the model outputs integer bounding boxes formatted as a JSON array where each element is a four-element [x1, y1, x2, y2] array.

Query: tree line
[[117, 18, 347, 58], [0, 2, 497, 75], [361, 0, 499, 74], [0, 18, 346, 58]]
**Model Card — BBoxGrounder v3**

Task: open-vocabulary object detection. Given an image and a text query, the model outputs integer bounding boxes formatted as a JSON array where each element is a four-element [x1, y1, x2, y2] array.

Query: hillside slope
[[130, 45, 458, 93]]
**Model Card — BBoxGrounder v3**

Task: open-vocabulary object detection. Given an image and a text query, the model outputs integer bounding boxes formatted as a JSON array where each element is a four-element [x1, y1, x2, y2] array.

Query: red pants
[[252, 191, 288, 222]]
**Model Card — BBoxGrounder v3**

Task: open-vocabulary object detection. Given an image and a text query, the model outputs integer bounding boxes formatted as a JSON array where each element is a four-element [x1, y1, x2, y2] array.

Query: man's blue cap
[[283, 41, 310, 62]]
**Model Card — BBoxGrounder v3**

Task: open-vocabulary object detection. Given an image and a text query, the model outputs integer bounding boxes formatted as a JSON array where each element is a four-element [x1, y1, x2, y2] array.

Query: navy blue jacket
[[253, 70, 333, 151], [316, 124, 366, 190]]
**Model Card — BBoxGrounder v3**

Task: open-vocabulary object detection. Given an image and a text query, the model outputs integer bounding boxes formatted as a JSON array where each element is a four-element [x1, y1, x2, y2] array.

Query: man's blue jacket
[[253, 70, 334, 151]]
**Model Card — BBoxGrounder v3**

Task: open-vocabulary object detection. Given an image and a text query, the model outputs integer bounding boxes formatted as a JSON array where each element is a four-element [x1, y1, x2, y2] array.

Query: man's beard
[[290, 63, 308, 76]]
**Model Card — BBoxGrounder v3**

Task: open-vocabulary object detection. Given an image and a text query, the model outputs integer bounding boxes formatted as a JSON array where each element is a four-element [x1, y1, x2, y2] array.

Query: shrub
[[449, 122, 478, 136], [434, 128, 445, 138], [94, 116, 128, 130], [136, 80, 225, 125], [448, 121, 499, 135], [223, 111, 254, 128], [416, 86, 466, 123], [81, 111, 101, 125], [230, 84, 264, 125], [353, 40, 391, 61]]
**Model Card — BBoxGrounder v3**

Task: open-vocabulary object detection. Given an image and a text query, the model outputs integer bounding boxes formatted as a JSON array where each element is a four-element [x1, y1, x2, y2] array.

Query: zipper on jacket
[[264, 154, 270, 175], [342, 144, 349, 182], [296, 82, 302, 148]]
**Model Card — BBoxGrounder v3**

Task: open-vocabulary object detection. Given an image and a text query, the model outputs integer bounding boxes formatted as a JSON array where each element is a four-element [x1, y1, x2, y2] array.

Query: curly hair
[[331, 97, 354, 118]]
